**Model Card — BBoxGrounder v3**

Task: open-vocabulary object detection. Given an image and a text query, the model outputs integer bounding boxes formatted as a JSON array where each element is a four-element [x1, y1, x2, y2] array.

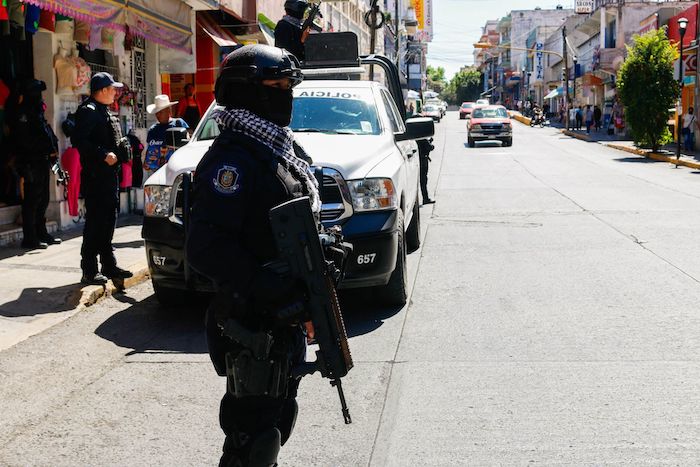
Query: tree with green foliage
[[442, 67, 482, 105], [426, 65, 447, 93], [617, 28, 680, 152]]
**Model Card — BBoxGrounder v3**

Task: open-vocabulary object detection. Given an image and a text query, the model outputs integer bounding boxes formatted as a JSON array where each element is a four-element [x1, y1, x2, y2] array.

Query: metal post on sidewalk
[[563, 26, 570, 131], [677, 17, 688, 161]]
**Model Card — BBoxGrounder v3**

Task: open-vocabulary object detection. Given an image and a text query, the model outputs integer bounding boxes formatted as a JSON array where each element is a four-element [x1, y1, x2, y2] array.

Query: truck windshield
[[472, 108, 508, 119], [289, 92, 381, 135]]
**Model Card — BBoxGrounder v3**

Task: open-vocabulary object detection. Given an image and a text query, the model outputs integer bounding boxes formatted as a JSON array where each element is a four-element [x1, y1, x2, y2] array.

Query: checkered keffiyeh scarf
[[212, 108, 321, 214]]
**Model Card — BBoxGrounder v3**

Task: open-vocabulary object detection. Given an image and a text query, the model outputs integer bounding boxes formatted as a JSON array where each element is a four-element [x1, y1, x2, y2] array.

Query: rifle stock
[[269, 197, 353, 424]]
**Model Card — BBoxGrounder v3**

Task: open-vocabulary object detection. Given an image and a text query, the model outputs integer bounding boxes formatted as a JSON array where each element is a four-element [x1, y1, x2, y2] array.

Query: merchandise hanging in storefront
[[23, 0, 192, 52]]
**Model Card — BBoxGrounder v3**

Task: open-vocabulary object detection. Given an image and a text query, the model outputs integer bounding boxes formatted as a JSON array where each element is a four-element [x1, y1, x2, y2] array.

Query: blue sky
[[427, 0, 576, 79]]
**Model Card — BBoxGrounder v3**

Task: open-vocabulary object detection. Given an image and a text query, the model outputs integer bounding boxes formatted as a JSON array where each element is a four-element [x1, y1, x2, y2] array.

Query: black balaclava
[[230, 83, 294, 127]]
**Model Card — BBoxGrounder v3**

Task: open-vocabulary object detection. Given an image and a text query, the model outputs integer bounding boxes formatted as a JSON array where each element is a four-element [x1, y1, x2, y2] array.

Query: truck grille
[[172, 168, 353, 224]]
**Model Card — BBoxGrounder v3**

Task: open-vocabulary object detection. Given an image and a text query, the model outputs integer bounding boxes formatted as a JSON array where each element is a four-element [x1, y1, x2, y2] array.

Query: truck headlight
[[347, 178, 398, 211], [470, 124, 481, 130], [144, 185, 172, 217]]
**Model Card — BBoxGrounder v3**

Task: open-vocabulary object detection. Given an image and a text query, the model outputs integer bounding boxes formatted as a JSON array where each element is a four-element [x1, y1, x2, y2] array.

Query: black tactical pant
[[21, 161, 50, 243], [80, 188, 118, 275], [206, 307, 304, 467], [419, 155, 430, 203]]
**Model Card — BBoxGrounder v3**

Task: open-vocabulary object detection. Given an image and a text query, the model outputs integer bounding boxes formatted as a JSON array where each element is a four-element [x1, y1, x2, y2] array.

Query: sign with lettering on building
[[535, 42, 544, 82], [575, 0, 594, 14]]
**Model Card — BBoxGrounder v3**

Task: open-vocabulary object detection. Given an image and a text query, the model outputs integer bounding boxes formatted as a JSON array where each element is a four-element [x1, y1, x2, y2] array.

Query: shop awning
[[197, 11, 238, 47], [544, 86, 573, 100], [24, 0, 192, 53]]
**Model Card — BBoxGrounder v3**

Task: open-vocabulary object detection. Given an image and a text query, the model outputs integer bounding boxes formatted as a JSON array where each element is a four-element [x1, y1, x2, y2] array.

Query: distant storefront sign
[[535, 42, 544, 82], [575, 0, 593, 14]]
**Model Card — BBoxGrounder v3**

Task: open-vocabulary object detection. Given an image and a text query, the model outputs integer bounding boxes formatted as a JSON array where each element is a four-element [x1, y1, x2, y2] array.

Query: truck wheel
[[153, 281, 190, 308], [468, 137, 475, 148], [375, 211, 408, 307], [406, 197, 421, 253]]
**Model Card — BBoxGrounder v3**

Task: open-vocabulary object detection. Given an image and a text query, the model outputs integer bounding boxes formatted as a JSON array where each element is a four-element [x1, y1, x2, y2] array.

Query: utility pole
[[563, 26, 570, 130], [395, 0, 400, 70]]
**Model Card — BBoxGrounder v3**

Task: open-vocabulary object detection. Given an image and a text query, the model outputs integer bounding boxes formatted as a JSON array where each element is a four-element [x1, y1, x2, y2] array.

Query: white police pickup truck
[[142, 79, 433, 307]]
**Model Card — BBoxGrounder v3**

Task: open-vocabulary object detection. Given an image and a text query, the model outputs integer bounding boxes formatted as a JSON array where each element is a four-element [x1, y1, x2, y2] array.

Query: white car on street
[[142, 80, 434, 306]]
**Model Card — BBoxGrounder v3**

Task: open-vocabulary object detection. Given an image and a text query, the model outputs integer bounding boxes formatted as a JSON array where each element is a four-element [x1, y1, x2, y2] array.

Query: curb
[[561, 129, 592, 142], [604, 143, 700, 170], [78, 263, 151, 308], [511, 114, 532, 126]]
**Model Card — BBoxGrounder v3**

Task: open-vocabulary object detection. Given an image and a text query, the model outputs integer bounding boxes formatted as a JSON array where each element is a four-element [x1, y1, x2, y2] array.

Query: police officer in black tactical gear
[[274, 0, 309, 61], [187, 44, 316, 467], [417, 137, 435, 205], [72, 72, 133, 285], [9, 79, 61, 249]]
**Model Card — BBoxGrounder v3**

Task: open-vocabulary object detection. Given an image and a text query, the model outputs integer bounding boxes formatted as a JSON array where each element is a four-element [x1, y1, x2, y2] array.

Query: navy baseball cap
[[90, 72, 123, 92]]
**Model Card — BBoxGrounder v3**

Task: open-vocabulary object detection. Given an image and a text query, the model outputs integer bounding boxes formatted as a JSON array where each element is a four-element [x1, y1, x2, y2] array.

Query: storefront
[[0, 0, 194, 237]]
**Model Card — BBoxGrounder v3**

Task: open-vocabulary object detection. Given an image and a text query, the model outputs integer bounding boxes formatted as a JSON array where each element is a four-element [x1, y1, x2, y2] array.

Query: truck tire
[[375, 211, 408, 307], [153, 281, 190, 308], [468, 137, 475, 148], [406, 197, 421, 253]]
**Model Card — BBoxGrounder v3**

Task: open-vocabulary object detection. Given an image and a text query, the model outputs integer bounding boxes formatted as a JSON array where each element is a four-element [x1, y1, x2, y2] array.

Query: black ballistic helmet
[[215, 44, 303, 108], [284, 0, 308, 16]]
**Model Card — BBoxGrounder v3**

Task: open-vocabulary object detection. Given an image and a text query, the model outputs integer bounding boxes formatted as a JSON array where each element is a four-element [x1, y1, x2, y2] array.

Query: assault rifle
[[269, 197, 354, 424], [301, 0, 323, 42]]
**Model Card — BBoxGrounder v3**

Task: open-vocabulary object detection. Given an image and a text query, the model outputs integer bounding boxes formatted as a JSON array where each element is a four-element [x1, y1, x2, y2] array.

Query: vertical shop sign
[[131, 35, 147, 128], [535, 42, 544, 81]]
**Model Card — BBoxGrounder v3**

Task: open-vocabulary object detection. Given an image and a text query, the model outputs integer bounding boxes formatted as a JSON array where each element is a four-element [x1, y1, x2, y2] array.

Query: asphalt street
[[4, 113, 700, 465]]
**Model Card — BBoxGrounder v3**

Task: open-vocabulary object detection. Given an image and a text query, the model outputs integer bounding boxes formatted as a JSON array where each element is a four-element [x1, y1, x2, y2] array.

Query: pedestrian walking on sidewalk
[[682, 106, 698, 151], [187, 45, 312, 467], [594, 106, 602, 132], [7, 79, 62, 249], [72, 72, 134, 285], [575, 106, 583, 131], [585, 105, 594, 134]]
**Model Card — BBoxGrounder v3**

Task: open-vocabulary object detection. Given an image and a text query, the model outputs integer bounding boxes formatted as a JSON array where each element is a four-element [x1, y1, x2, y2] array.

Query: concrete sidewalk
[[0, 216, 148, 351], [510, 111, 700, 169]]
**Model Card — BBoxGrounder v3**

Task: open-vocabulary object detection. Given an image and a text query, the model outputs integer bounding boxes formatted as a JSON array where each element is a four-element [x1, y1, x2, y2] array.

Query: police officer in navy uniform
[[274, 0, 308, 61], [72, 72, 133, 285], [187, 45, 318, 467], [9, 79, 61, 249], [417, 137, 435, 205]]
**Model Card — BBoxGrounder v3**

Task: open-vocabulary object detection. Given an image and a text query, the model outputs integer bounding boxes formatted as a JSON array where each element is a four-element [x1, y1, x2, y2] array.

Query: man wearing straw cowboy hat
[[143, 94, 188, 177]]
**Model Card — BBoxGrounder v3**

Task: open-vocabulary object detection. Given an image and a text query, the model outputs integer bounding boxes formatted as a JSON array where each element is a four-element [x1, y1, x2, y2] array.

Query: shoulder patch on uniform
[[86, 103, 96, 110], [212, 164, 241, 195]]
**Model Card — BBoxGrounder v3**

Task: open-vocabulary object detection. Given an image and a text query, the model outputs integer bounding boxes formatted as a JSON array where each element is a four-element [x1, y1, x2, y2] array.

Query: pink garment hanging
[[61, 147, 81, 217], [120, 160, 133, 189]]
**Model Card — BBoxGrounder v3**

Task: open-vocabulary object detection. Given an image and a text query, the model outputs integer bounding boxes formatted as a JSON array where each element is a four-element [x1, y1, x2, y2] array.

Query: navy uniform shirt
[[71, 97, 120, 194], [187, 129, 305, 296]]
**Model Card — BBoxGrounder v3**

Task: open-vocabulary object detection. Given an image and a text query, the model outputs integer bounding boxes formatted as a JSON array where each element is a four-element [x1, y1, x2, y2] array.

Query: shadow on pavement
[[339, 289, 403, 339], [113, 240, 144, 249], [614, 157, 664, 164], [0, 283, 82, 317], [94, 294, 208, 355], [94, 286, 400, 354]]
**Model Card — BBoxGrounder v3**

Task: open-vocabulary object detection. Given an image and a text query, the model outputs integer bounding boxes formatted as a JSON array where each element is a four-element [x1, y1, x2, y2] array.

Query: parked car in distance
[[459, 102, 475, 119], [467, 105, 513, 147], [476, 98, 490, 106], [425, 98, 446, 117], [422, 104, 442, 122]]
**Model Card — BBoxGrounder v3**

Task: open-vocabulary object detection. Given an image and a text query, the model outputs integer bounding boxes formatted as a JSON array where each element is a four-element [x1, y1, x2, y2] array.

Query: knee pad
[[247, 427, 281, 467]]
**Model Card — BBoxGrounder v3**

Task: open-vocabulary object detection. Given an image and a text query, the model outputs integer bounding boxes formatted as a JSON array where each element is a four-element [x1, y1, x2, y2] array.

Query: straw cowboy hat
[[147, 94, 179, 114]]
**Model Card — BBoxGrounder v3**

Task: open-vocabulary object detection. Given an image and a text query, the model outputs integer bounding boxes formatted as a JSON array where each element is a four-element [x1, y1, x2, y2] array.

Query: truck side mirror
[[396, 117, 434, 141], [165, 127, 190, 149]]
